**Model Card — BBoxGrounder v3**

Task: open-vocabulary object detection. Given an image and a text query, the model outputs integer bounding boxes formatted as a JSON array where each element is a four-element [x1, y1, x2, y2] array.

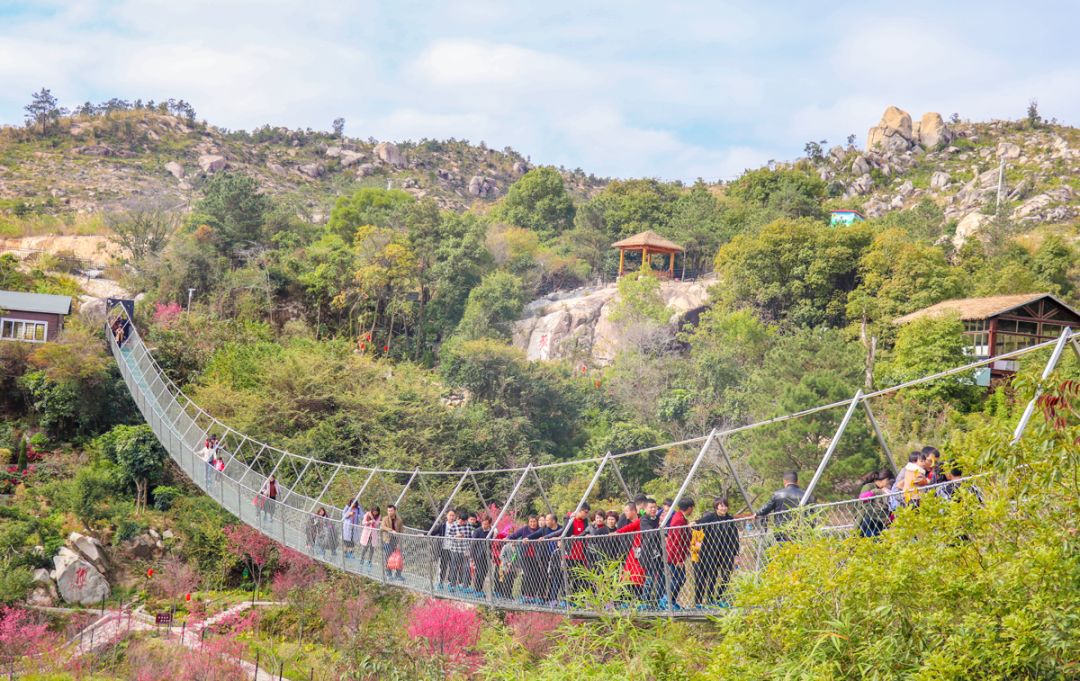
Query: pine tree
[[24, 88, 63, 135]]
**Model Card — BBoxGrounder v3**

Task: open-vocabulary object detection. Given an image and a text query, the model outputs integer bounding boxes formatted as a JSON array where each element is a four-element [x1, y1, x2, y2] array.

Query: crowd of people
[[222, 440, 982, 611]]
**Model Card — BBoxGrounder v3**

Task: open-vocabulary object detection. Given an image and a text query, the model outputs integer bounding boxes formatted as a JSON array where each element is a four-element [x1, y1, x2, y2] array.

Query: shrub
[[407, 599, 483, 667], [151, 485, 181, 511], [505, 611, 563, 658]]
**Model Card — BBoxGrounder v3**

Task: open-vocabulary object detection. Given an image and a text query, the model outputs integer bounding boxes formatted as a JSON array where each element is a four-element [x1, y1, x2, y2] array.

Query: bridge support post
[[715, 439, 755, 515], [862, 400, 897, 475], [529, 468, 556, 518], [1012, 327, 1073, 444], [801, 390, 863, 506], [608, 456, 634, 500], [308, 463, 343, 513], [395, 468, 420, 508], [429, 470, 470, 533], [488, 465, 532, 539], [663, 429, 718, 526], [558, 454, 612, 609]]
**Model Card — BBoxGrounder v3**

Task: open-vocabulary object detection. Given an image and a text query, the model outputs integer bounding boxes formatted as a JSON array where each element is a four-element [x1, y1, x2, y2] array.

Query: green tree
[[585, 421, 664, 491], [1030, 234, 1077, 296], [325, 187, 414, 243], [667, 181, 733, 273], [740, 327, 877, 496], [105, 197, 181, 266], [705, 374, 1080, 679], [194, 172, 271, 254], [495, 167, 575, 239], [715, 218, 872, 327], [727, 167, 826, 215], [846, 228, 969, 334], [14, 437, 27, 473], [454, 271, 525, 342], [24, 88, 63, 135], [94, 424, 167, 512], [877, 314, 983, 408], [581, 179, 680, 239]]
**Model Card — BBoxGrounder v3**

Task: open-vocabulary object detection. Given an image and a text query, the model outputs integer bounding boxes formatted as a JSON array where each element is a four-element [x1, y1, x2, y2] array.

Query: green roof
[[0, 290, 72, 315]]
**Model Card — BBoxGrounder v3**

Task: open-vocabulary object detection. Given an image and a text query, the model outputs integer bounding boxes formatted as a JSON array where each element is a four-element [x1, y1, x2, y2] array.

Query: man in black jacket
[[754, 471, 811, 541], [638, 498, 664, 607]]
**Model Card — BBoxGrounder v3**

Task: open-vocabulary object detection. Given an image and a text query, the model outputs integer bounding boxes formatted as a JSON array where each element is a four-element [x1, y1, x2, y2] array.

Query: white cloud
[[0, 1, 1077, 180]]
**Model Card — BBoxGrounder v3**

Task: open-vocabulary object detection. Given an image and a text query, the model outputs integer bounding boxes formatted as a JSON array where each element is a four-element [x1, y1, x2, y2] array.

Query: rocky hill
[[816, 105, 1079, 247], [0, 109, 607, 223]]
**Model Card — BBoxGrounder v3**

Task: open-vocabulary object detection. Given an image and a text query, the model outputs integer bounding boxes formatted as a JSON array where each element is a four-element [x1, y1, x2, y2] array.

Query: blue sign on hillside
[[830, 209, 865, 226]]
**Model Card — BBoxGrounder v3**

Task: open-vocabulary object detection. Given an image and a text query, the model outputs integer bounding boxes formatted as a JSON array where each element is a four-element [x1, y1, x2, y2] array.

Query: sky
[[1, 0, 1078, 181]]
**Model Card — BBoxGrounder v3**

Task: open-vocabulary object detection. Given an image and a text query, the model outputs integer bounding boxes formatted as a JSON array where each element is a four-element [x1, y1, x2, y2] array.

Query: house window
[[963, 319, 991, 358], [0, 317, 47, 343]]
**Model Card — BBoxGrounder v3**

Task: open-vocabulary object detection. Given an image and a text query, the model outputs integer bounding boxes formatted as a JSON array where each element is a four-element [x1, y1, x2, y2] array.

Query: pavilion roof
[[611, 230, 684, 252]]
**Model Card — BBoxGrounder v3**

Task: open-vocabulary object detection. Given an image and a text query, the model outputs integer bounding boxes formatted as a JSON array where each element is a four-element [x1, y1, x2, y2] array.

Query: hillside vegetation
[[0, 96, 1078, 679]]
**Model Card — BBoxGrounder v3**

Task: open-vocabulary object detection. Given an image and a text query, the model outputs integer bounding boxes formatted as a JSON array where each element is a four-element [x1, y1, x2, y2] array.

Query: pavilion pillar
[[618, 249, 625, 277], [668, 252, 675, 278], [642, 247, 649, 273]]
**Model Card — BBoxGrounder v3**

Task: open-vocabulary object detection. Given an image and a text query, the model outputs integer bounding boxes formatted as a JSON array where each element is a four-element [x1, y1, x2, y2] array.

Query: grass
[[0, 212, 109, 236]]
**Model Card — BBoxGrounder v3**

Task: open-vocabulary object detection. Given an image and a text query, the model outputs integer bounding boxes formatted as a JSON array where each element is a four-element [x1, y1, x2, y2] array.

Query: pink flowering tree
[[223, 524, 276, 598], [407, 599, 482, 669], [153, 302, 183, 326], [0, 606, 55, 662]]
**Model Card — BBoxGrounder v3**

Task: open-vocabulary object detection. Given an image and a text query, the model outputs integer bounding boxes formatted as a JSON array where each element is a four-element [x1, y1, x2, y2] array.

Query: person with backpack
[[381, 505, 405, 581]]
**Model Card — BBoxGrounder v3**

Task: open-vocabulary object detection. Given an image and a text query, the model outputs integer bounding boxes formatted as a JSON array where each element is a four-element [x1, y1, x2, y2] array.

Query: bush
[[152, 485, 181, 511], [69, 463, 122, 523], [114, 517, 147, 543]]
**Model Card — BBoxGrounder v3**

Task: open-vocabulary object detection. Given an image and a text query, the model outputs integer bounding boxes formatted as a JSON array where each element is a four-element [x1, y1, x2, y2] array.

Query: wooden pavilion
[[612, 230, 685, 279]]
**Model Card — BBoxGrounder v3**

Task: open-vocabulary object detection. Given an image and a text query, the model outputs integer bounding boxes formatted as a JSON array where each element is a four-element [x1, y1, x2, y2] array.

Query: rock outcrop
[[164, 161, 185, 180], [52, 547, 110, 606], [952, 212, 993, 249], [198, 154, 227, 173], [512, 276, 714, 365], [867, 106, 951, 152], [374, 142, 406, 167], [468, 175, 496, 198]]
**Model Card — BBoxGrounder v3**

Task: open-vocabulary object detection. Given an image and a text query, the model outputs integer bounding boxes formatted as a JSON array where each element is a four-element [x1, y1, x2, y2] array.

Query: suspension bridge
[[106, 306, 1079, 617]]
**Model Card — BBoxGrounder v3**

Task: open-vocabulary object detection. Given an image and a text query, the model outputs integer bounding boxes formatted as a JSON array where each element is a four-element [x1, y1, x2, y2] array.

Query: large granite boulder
[[69, 532, 109, 575], [513, 277, 714, 365], [52, 547, 109, 606], [374, 142, 405, 166], [953, 212, 993, 249], [867, 106, 914, 152], [468, 175, 496, 198], [916, 112, 951, 149], [164, 161, 185, 180], [198, 154, 227, 173]]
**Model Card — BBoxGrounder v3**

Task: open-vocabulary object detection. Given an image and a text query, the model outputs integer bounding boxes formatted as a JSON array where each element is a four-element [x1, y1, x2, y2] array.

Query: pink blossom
[[0, 606, 54, 660], [153, 302, 183, 325], [407, 599, 482, 665]]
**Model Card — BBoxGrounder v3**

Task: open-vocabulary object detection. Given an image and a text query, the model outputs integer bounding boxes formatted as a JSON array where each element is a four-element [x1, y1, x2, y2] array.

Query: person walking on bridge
[[754, 471, 810, 542], [662, 497, 695, 609], [508, 516, 541, 603], [359, 506, 380, 567], [259, 475, 278, 523], [381, 504, 405, 581]]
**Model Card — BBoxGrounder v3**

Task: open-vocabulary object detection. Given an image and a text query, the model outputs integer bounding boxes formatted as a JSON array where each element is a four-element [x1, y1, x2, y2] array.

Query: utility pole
[[996, 157, 1006, 211], [187, 288, 195, 312]]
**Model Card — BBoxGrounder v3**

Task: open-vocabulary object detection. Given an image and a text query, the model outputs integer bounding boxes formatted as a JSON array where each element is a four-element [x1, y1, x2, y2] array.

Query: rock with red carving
[[52, 547, 110, 605]]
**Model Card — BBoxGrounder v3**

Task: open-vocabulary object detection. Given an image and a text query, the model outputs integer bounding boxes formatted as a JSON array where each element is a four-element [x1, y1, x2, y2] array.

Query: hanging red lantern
[[383, 345, 389, 352], [146, 568, 154, 578], [366, 334, 371, 342], [185, 593, 192, 602], [580, 365, 587, 374], [360, 343, 366, 351]]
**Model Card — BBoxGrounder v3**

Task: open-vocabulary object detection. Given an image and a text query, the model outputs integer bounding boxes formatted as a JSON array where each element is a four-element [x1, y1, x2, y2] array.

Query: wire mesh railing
[[106, 306, 1048, 617]]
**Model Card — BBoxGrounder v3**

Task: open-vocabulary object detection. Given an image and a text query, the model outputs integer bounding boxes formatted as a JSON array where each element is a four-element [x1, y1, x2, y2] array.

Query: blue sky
[[1, 1, 1078, 180]]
